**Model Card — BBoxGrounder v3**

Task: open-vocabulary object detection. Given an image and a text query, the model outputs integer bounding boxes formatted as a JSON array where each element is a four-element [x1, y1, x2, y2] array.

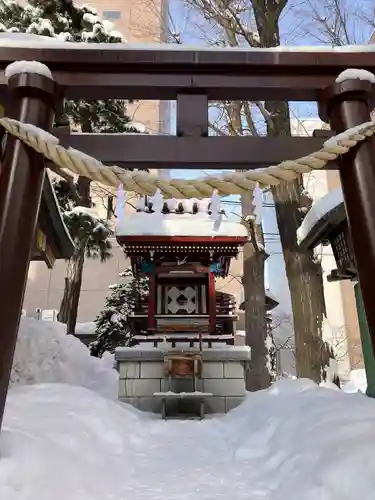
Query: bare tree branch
[[294, 0, 373, 45]]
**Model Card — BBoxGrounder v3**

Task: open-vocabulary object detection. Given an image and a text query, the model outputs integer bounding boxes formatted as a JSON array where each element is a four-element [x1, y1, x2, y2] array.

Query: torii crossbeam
[[0, 42, 364, 170], [0, 43, 374, 101], [53, 131, 331, 170]]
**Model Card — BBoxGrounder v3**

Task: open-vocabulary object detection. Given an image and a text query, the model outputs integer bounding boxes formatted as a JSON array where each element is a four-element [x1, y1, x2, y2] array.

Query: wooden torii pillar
[[319, 78, 375, 359], [0, 68, 57, 430]]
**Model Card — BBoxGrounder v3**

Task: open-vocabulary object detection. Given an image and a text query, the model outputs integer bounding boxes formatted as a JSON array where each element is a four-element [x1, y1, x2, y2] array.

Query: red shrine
[[116, 192, 248, 348]]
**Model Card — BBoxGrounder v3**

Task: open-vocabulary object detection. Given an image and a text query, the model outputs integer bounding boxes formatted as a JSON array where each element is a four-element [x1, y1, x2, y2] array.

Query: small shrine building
[[114, 190, 251, 418], [117, 192, 248, 346]]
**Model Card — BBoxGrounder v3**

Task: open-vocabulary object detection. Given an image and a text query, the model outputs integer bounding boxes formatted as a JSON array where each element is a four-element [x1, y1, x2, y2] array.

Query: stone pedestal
[[114, 346, 251, 414]]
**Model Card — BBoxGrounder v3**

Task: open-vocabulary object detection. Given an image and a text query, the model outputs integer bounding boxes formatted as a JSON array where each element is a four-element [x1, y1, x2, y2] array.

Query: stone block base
[[115, 346, 251, 415]]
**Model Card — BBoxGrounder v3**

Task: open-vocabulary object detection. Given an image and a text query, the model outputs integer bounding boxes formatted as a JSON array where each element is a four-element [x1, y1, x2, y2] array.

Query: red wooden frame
[[147, 272, 156, 330], [208, 271, 216, 334]]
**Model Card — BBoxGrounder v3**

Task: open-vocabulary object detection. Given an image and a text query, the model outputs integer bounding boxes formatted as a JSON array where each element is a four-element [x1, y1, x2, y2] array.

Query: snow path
[[2, 381, 375, 500], [1, 385, 261, 500]]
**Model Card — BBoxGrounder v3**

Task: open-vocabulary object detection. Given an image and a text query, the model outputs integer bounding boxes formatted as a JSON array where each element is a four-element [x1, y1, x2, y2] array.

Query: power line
[[222, 199, 275, 208]]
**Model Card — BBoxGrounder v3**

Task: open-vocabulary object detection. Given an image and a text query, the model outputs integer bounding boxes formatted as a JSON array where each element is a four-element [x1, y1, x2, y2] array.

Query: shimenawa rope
[[1, 117, 374, 198]]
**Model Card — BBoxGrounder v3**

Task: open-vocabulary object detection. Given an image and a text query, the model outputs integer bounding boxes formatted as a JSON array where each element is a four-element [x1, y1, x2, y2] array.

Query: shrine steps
[[153, 391, 214, 419]]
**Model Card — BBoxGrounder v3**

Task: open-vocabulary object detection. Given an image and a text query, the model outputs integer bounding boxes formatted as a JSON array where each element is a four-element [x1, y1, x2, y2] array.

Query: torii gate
[[1, 42, 375, 431]]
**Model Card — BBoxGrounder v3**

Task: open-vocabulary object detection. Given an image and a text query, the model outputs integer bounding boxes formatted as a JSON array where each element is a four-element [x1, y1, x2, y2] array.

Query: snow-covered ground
[[1, 319, 375, 500], [343, 369, 367, 394]]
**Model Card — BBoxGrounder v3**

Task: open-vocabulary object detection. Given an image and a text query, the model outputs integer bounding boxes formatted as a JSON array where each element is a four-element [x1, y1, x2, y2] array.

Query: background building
[[81, 0, 169, 134]]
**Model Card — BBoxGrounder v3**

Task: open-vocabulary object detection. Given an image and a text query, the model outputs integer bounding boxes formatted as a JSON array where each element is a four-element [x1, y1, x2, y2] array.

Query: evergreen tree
[[0, 0, 143, 333], [91, 269, 149, 358], [53, 178, 113, 333]]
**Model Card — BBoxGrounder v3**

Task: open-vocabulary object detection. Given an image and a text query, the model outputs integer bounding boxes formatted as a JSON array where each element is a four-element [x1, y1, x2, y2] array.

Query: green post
[[354, 282, 375, 397]]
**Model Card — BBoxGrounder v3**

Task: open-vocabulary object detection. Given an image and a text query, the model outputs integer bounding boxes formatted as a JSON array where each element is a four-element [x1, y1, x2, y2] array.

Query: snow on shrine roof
[[297, 188, 344, 246], [116, 212, 248, 239], [116, 193, 248, 239]]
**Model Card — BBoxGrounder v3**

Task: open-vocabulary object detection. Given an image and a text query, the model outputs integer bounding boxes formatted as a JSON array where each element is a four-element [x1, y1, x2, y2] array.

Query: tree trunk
[[242, 193, 270, 391], [66, 246, 85, 334], [227, 101, 270, 390], [252, 0, 326, 382], [58, 172, 92, 333], [57, 246, 85, 334], [272, 178, 326, 381], [76, 176, 91, 206], [57, 275, 72, 323]]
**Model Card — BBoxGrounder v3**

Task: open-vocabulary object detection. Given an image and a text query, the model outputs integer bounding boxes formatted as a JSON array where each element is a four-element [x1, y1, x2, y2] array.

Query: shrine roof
[[36, 173, 75, 263]]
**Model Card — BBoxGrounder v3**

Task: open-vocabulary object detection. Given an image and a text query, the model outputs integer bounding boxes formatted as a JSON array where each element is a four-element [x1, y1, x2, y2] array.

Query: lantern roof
[[297, 188, 346, 249]]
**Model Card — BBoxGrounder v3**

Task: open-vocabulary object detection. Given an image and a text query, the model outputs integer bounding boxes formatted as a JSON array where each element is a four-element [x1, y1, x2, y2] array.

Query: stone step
[[153, 391, 213, 399]]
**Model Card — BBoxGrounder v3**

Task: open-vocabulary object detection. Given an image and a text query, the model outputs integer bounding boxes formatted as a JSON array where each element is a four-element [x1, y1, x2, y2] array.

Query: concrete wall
[[116, 347, 250, 414], [24, 239, 127, 320]]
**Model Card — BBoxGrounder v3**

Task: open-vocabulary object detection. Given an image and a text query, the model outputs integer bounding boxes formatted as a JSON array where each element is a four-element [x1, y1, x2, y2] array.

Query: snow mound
[[1, 384, 149, 500], [343, 369, 367, 394], [2, 379, 375, 499], [10, 318, 117, 400]]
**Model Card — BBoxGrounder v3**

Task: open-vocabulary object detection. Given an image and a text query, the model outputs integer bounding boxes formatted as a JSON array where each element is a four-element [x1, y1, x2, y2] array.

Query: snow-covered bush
[[91, 269, 149, 357], [62, 206, 112, 259]]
